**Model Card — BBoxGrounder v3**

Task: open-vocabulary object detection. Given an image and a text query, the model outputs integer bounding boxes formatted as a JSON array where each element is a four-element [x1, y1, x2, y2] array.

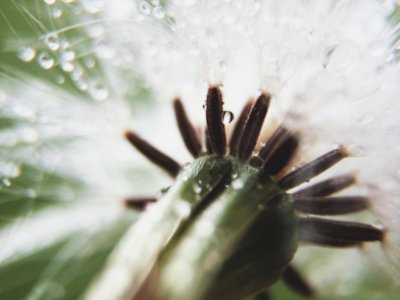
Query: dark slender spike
[[262, 133, 299, 176], [237, 93, 271, 161], [205, 128, 212, 154], [299, 230, 361, 247], [173, 98, 202, 157], [229, 100, 253, 156], [254, 291, 272, 300], [294, 175, 356, 197], [293, 195, 369, 215], [124, 197, 156, 211], [299, 217, 384, 242], [278, 148, 348, 190], [125, 131, 180, 177], [206, 86, 226, 155], [282, 265, 315, 297], [258, 126, 290, 160]]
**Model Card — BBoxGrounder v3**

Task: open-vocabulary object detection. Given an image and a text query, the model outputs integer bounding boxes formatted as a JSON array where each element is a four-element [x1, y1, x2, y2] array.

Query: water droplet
[[26, 189, 38, 198], [2, 179, 11, 187], [45, 33, 60, 51], [37, 52, 55, 69], [76, 79, 88, 91], [174, 200, 191, 218], [84, 57, 96, 68], [82, 0, 105, 14], [222, 111, 234, 124], [0, 162, 21, 178], [18, 47, 36, 62], [89, 80, 109, 101], [193, 182, 202, 194], [324, 43, 359, 75], [52, 6, 63, 18], [61, 62, 74, 72], [152, 6, 165, 19], [139, 1, 151, 14], [61, 49, 76, 62], [232, 179, 244, 189], [71, 65, 83, 80]]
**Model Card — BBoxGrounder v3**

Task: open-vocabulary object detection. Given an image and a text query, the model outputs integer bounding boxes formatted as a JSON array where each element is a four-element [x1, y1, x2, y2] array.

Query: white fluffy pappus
[[80, 0, 400, 299]]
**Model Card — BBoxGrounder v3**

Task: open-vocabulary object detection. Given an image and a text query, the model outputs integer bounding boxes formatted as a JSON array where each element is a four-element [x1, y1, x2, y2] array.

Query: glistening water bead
[[86, 86, 385, 300]]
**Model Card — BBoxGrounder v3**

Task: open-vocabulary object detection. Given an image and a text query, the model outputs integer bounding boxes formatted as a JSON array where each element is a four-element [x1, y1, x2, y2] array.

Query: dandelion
[[0, 0, 400, 299]]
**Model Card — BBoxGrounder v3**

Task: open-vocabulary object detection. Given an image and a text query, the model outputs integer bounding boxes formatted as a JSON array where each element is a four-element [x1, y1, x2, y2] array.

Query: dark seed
[[125, 130, 180, 177], [262, 132, 299, 176], [237, 93, 271, 161], [258, 126, 290, 161], [293, 195, 369, 215], [279, 148, 348, 190], [294, 175, 356, 197], [299, 217, 384, 242], [229, 100, 253, 156], [299, 230, 362, 247], [173, 98, 202, 157], [206, 86, 226, 155]]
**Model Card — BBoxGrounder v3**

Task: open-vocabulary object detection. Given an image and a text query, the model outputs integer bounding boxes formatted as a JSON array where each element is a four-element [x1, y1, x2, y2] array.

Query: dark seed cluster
[[124, 85, 384, 299]]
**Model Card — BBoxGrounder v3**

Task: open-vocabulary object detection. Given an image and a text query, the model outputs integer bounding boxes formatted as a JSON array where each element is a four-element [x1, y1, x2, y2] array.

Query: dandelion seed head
[[2, 0, 400, 297], [90, 0, 400, 289]]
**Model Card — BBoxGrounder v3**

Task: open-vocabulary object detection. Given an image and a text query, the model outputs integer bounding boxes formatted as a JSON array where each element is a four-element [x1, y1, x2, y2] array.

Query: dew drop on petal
[[152, 6, 165, 19], [89, 80, 109, 101], [222, 111, 234, 124], [37, 52, 55, 69], [18, 47, 36, 62], [45, 33, 60, 51], [139, 1, 151, 15]]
